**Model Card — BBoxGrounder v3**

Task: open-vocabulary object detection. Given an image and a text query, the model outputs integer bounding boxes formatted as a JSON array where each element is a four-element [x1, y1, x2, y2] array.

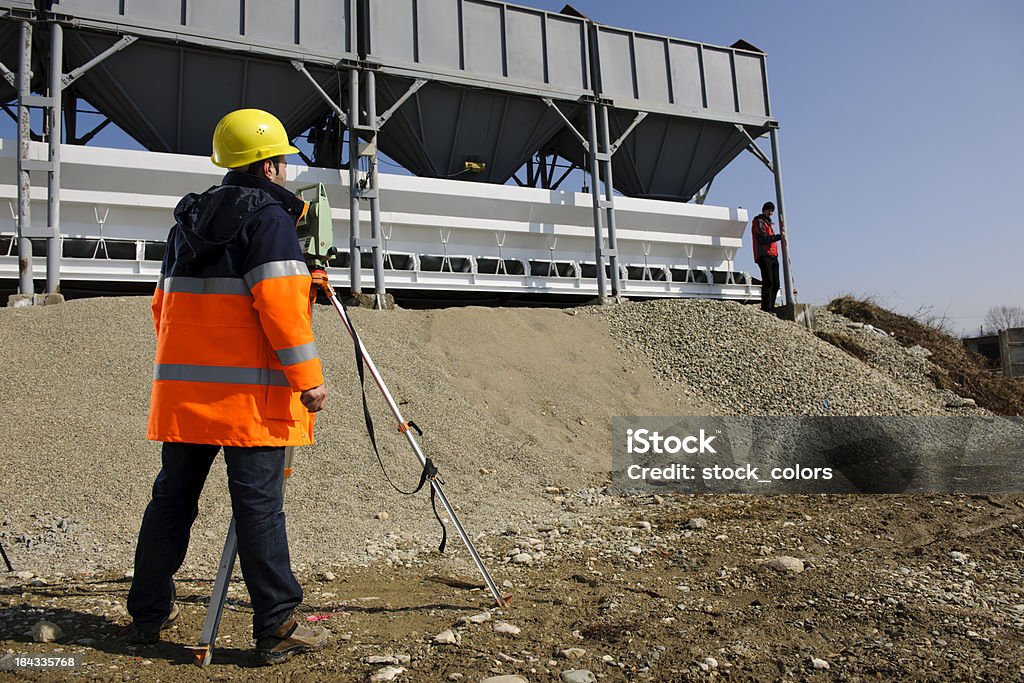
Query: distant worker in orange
[[752, 200, 784, 313], [127, 109, 329, 664]]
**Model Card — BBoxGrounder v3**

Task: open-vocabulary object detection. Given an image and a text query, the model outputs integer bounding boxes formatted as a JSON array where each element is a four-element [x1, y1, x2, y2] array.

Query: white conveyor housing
[[0, 140, 756, 300]]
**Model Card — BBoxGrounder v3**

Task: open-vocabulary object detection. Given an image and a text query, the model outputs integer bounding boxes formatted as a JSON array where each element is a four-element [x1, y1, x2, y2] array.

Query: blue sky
[[529, 0, 1022, 334], [6, 2, 1020, 333]]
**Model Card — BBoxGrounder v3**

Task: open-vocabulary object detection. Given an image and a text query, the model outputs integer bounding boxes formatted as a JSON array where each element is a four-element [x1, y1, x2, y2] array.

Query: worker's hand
[[300, 384, 328, 413]]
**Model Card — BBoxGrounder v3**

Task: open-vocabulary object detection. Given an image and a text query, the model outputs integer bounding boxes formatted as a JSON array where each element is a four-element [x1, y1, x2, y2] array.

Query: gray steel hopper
[[549, 113, 772, 202], [41, 0, 356, 61], [38, 0, 356, 155], [60, 29, 343, 156], [363, 0, 593, 183], [364, 0, 592, 100], [374, 74, 585, 184], [546, 24, 777, 202]]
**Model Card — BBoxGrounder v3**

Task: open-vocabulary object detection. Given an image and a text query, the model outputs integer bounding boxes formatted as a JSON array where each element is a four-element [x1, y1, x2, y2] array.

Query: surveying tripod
[[189, 268, 508, 667]]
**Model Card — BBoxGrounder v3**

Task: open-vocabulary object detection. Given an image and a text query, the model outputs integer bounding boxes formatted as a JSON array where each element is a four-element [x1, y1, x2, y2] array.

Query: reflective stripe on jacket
[[147, 171, 324, 447]]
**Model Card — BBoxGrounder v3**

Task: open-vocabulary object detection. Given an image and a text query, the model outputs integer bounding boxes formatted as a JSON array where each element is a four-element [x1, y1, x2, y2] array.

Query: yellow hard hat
[[210, 108, 300, 169]]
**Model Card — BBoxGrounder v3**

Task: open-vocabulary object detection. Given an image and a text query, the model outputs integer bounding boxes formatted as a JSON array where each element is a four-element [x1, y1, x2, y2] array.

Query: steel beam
[[737, 124, 773, 172], [16, 20, 31, 295], [585, 102, 608, 300], [365, 69, 387, 308], [543, 98, 588, 150], [347, 67, 362, 295], [694, 178, 714, 205], [376, 78, 426, 128], [291, 61, 347, 125], [0, 59, 14, 87], [770, 127, 795, 307], [46, 23, 63, 294], [609, 112, 647, 155], [75, 116, 112, 146], [598, 104, 620, 297], [61, 35, 137, 89]]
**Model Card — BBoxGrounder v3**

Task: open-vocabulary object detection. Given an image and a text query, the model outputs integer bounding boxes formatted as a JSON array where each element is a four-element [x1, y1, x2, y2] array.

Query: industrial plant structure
[[0, 0, 793, 306]]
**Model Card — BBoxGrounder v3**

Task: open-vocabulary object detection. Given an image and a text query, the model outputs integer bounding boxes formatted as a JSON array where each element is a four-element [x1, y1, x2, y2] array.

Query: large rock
[[369, 666, 406, 682], [492, 621, 521, 636], [32, 620, 63, 643], [433, 629, 460, 645], [765, 556, 805, 573], [560, 670, 596, 683]]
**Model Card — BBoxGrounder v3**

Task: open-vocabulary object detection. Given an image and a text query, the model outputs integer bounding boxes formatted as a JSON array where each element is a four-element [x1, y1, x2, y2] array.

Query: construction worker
[[752, 200, 784, 313], [127, 109, 329, 664]]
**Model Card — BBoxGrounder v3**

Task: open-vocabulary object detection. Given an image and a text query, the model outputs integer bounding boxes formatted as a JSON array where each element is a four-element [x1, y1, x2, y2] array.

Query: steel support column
[[347, 67, 362, 295], [15, 20, 32, 295], [598, 104, 620, 298], [769, 127, 795, 306], [585, 102, 608, 301], [46, 23, 63, 294], [364, 69, 387, 308]]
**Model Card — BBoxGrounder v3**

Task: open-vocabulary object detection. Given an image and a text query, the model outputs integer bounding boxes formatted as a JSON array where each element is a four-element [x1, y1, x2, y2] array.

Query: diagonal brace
[[0, 60, 14, 88], [292, 61, 347, 125], [694, 178, 714, 205], [76, 116, 113, 146], [62, 35, 137, 89], [608, 111, 647, 155], [736, 124, 774, 172], [543, 97, 588, 151], [377, 78, 426, 128]]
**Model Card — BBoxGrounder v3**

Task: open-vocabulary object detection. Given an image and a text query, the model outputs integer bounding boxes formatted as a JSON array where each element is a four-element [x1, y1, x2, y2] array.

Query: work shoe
[[256, 614, 330, 665], [130, 602, 180, 645]]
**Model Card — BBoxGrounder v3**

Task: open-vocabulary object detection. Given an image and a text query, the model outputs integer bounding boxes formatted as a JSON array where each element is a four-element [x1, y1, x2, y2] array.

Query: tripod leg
[[190, 518, 238, 667], [0, 542, 13, 572], [315, 275, 509, 607], [190, 448, 294, 666]]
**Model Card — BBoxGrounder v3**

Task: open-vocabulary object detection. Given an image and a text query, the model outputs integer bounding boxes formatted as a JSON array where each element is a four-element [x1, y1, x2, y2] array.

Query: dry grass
[[827, 296, 1024, 416]]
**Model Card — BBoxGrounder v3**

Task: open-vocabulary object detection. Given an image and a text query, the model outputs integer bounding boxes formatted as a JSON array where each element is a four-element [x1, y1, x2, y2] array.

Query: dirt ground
[[3, 492, 1023, 682], [2, 298, 1022, 681]]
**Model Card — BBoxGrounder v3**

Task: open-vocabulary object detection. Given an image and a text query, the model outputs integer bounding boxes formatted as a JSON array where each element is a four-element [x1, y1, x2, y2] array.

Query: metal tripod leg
[[0, 542, 13, 572], [190, 518, 237, 667], [190, 447, 295, 667], [314, 274, 509, 607]]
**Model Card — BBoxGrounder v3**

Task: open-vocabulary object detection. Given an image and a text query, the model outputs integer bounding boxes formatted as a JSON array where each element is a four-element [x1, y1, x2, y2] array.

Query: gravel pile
[[813, 308, 985, 412], [593, 299, 986, 416], [0, 297, 676, 578], [0, 296, 989, 578]]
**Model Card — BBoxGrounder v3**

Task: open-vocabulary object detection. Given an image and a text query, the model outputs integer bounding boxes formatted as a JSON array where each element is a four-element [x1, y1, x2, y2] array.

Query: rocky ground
[[3, 492, 1022, 681], [1, 297, 1021, 681]]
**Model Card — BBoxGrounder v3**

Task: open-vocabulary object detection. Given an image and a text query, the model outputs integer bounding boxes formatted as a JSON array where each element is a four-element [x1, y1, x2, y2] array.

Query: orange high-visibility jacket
[[147, 171, 324, 447]]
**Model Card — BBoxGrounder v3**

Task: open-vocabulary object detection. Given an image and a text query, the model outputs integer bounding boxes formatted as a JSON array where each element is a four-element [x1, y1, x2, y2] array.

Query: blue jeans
[[127, 443, 302, 639]]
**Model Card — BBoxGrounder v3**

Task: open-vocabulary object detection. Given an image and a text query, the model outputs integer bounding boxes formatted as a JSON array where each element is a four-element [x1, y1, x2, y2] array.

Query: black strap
[[342, 298, 448, 553]]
